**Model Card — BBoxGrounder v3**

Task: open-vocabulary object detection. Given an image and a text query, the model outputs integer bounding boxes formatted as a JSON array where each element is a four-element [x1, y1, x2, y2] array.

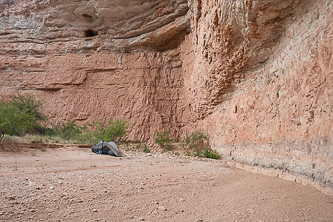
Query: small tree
[[0, 101, 36, 142], [0, 93, 46, 142], [10, 93, 46, 122]]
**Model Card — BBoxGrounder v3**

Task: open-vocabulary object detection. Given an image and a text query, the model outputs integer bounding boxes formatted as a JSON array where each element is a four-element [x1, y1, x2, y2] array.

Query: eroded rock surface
[[1, 0, 332, 189], [0, 0, 190, 50], [182, 0, 333, 188], [0, 0, 191, 141]]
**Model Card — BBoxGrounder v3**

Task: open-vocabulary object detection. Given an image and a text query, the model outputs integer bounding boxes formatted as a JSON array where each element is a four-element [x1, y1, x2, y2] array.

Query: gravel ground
[[0, 146, 333, 222]]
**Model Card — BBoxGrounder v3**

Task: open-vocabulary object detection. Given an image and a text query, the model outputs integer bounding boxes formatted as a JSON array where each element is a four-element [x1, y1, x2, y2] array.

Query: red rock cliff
[[182, 0, 333, 189], [0, 0, 191, 141], [1, 0, 332, 188]]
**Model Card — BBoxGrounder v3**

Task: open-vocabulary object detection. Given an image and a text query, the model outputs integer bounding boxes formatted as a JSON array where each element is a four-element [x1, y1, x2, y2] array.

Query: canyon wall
[[1, 0, 332, 188], [0, 0, 192, 140], [182, 0, 333, 188]]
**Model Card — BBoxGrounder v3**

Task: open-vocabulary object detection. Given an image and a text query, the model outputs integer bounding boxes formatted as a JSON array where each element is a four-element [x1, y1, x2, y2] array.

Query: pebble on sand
[[158, 206, 167, 211]]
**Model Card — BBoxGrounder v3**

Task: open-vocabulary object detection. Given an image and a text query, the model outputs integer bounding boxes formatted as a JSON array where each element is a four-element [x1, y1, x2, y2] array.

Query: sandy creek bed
[[0, 146, 332, 221]]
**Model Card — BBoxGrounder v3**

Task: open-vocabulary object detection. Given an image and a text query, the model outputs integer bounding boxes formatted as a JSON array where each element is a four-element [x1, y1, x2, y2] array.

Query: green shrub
[[180, 130, 209, 157], [29, 135, 44, 143], [192, 148, 202, 157], [22, 134, 52, 144], [0, 101, 36, 142], [0, 92, 129, 145], [203, 148, 221, 159], [93, 118, 129, 144], [49, 136, 61, 144], [136, 143, 142, 149], [154, 129, 174, 151], [78, 132, 96, 144], [0, 93, 47, 142], [45, 118, 129, 145], [50, 121, 83, 141], [143, 145, 150, 153], [2, 135, 18, 144], [181, 130, 220, 159], [9, 93, 47, 134], [184, 150, 192, 156], [10, 93, 46, 122], [183, 130, 208, 150]]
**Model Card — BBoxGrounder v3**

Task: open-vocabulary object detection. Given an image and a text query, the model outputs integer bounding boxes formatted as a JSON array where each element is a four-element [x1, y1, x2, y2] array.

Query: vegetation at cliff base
[[93, 118, 129, 143], [46, 118, 129, 145], [0, 93, 129, 145], [0, 93, 46, 142], [203, 148, 220, 159], [0, 93, 220, 159], [143, 144, 150, 153], [181, 130, 220, 159], [154, 129, 174, 151]]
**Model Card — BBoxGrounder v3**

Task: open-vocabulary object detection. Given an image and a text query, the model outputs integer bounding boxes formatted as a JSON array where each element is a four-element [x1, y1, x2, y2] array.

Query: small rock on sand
[[158, 206, 167, 211]]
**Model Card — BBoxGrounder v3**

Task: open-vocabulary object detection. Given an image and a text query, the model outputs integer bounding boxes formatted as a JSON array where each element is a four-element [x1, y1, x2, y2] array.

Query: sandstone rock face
[[0, 0, 191, 141], [1, 0, 332, 189], [0, 0, 189, 50], [182, 0, 333, 188]]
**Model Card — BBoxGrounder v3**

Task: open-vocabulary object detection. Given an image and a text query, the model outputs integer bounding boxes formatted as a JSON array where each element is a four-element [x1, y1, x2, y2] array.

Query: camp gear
[[91, 141, 125, 157]]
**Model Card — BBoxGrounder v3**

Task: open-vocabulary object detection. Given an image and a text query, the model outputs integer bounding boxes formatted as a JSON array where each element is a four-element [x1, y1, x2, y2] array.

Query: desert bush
[[22, 134, 57, 144], [136, 143, 142, 149], [0, 135, 18, 151], [10, 93, 46, 122], [181, 130, 220, 159], [44, 118, 128, 145], [78, 132, 95, 144], [93, 118, 129, 144], [184, 150, 192, 156], [28, 135, 45, 143], [180, 130, 208, 157], [192, 147, 203, 157], [183, 130, 208, 150], [143, 144, 150, 153], [0, 101, 36, 142], [49, 136, 62, 144], [9, 93, 47, 134], [154, 129, 174, 151], [0, 92, 130, 145], [0, 93, 47, 142], [50, 121, 83, 141], [2, 135, 18, 144], [203, 148, 221, 159]]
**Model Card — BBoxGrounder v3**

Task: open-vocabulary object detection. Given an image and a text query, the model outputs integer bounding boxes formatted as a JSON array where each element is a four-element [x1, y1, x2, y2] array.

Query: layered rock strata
[[0, 0, 191, 140]]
